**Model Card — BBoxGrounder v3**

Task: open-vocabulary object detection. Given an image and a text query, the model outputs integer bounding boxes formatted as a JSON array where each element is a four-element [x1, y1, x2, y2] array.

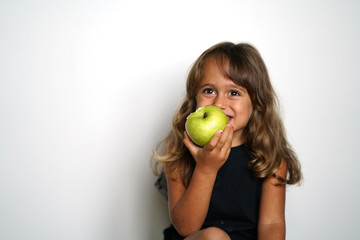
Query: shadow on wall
[[146, 176, 171, 240], [143, 66, 185, 239]]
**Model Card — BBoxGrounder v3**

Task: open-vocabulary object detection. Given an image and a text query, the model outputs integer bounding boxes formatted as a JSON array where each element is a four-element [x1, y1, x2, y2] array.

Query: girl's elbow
[[171, 220, 200, 237]]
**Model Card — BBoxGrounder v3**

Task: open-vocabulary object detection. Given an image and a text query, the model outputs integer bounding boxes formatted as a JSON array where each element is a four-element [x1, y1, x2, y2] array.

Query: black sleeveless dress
[[163, 144, 263, 240]]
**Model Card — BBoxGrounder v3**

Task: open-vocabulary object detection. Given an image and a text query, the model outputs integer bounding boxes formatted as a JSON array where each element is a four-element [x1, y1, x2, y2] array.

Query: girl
[[153, 42, 302, 240]]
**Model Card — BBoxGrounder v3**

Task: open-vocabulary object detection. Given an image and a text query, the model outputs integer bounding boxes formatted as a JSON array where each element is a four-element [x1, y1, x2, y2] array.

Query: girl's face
[[195, 58, 253, 147]]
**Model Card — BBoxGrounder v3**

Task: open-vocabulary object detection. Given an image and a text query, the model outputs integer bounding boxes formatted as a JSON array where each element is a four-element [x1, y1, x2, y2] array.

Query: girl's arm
[[167, 124, 233, 237], [257, 160, 287, 240]]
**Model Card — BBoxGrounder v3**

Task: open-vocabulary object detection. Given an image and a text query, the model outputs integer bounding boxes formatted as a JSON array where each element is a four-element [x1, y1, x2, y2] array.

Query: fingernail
[[219, 130, 223, 134]]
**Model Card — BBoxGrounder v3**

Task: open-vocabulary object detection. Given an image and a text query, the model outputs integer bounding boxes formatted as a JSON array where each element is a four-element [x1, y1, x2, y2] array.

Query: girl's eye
[[203, 88, 215, 94], [229, 90, 240, 96]]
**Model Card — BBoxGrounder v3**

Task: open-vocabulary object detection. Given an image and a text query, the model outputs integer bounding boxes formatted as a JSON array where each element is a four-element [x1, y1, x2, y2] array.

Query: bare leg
[[184, 227, 231, 240]]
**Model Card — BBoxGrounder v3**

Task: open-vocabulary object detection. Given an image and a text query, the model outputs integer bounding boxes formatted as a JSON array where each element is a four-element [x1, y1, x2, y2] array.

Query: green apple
[[185, 105, 228, 147]]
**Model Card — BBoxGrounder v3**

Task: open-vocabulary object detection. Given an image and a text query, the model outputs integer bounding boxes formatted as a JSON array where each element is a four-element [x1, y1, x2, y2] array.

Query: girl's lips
[[226, 115, 233, 122]]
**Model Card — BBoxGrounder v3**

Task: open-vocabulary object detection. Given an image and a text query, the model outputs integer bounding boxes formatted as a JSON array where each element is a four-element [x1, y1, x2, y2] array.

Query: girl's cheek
[[197, 98, 213, 107]]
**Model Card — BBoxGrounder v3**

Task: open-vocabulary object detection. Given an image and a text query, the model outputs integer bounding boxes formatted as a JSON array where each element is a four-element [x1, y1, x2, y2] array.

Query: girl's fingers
[[205, 124, 233, 151], [216, 124, 233, 148], [184, 124, 233, 167], [204, 129, 223, 150]]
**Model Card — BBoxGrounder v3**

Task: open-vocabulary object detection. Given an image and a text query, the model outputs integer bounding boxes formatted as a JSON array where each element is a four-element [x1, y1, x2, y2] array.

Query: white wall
[[1, 0, 359, 239]]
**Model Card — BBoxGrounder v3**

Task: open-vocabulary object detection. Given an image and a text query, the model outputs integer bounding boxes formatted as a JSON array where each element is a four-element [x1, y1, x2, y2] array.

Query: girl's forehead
[[201, 57, 246, 86], [201, 57, 228, 77]]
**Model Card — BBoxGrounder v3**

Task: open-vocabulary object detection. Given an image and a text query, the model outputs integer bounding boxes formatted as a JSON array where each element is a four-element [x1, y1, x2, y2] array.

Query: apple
[[185, 105, 228, 147]]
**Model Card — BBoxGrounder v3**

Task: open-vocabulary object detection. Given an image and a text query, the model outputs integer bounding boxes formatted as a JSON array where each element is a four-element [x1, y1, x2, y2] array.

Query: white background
[[1, 0, 359, 239]]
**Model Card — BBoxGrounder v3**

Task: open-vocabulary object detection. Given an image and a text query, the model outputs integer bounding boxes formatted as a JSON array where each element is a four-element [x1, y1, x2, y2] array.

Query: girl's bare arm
[[167, 124, 233, 237], [258, 160, 287, 240]]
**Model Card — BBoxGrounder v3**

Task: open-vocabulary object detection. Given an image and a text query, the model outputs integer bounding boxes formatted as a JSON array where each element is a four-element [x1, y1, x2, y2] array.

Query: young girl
[[153, 42, 302, 240]]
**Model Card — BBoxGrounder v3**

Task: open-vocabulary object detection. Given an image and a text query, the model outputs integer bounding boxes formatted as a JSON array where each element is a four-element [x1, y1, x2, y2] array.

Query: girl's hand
[[183, 123, 233, 175]]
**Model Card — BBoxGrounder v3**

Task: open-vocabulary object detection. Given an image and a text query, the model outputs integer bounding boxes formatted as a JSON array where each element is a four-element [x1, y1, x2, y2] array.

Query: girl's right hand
[[183, 123, 233, 175]]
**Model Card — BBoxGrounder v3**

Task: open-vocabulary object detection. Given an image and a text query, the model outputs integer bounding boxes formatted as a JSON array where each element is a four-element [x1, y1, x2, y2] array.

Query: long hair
[[153, 42, 302, 187]]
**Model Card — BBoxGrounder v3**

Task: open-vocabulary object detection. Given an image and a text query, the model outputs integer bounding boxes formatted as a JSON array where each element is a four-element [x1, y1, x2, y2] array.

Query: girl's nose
[[214, 95, 226, 110]]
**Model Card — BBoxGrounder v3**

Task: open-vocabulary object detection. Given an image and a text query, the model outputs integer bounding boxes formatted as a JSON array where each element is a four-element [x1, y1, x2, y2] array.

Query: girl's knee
[[201, 227, 230, 240], [186, 227, 230, 240]]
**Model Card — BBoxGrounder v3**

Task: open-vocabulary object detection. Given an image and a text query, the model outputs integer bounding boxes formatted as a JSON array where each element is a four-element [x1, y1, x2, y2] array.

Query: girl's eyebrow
[[228, 82, 241, 88], [225, 83, 246, 92], [198, 82, 247, 92], [227, 82, 248, 92], [198, 83, 214, 89]]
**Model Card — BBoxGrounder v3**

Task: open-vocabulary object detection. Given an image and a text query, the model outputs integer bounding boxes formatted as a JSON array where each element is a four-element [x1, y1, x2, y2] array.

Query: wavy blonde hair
[[153, 42, 302, 187]]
